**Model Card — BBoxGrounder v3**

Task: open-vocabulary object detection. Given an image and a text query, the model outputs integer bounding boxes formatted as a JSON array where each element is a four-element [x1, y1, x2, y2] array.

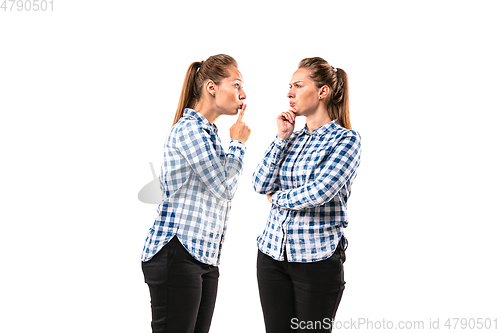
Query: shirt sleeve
[[252, 136, 288, 194], [175, 121, 246, 202], [272, 131, 361, 210]]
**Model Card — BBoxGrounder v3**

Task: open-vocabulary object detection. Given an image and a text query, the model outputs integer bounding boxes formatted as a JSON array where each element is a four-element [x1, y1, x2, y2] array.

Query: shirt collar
[[183, 108, 218, 135], [298, 119, 339, 137]]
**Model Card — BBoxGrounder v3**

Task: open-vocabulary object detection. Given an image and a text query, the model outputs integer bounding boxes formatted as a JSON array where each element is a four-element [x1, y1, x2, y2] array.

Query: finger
[[236, 103, 247, 123], [279, 111, 292, 120], [278, 114, 289, 124], [282, 111, 295, 123]]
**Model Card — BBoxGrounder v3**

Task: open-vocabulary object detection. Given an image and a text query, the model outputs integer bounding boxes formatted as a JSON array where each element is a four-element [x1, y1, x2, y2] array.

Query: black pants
[[142, 236, 219, 333], [257, 238, 346, 333]]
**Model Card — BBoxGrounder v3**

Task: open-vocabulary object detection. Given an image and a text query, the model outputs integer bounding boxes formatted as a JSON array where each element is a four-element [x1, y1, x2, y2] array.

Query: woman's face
[[215, 66, 246, 116], [287, 68, 321, 117]]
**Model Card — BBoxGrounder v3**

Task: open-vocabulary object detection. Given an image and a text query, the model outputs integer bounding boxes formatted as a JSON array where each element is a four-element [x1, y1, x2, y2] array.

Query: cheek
[[298, 91, 315, 105], [230, 92, 240, 103], [220, 89, 238, 102]]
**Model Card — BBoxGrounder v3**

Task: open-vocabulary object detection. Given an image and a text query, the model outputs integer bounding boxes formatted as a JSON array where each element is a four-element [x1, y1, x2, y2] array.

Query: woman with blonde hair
[[253, 57, 361, 332], [141, 54, 250, 333]]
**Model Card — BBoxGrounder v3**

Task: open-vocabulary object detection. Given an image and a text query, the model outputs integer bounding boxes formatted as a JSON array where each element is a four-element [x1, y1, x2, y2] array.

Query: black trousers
[[257, 238, 347, 333], [142, 236, 219, 333]]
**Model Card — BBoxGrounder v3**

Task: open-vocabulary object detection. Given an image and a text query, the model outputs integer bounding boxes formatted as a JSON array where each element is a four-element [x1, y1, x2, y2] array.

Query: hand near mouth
[[276, 107, 296, 140], [230, 104, 251, 143]]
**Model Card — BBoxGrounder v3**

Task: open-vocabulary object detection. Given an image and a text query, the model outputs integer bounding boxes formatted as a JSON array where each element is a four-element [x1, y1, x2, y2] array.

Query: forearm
[[177, 130, 246, 202], [272, 133, 361, 210], [252, 137, 287, 194], [271, 179, 342, 210], [222, 140, 247, 199]]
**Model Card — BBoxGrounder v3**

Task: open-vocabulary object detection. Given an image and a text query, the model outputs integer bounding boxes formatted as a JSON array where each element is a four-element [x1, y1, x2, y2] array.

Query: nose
[[287, 88, 294, 99], [240, 89, 246, 100]]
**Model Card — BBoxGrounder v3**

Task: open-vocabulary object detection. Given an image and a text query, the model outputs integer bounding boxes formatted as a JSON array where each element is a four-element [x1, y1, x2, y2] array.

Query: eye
[[235, 83, 241, 89], [295, 84, 302, 88]]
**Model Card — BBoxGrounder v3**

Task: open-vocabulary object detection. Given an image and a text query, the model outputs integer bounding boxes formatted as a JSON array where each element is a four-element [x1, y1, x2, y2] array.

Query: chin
[[222, 109, 238, 116]]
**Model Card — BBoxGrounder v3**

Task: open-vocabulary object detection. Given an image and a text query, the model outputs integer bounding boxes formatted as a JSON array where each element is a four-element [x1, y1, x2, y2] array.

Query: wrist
[[277, 133, 290, 140], [230, 135, 247, 143], [232, 138, 247, 143], [266, 192, 275, 204]]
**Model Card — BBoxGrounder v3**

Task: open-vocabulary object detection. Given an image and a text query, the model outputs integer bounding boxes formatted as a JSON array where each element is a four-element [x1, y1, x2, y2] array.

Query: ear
[[319, 85, 329, 100], [206, 80, 216, 97]]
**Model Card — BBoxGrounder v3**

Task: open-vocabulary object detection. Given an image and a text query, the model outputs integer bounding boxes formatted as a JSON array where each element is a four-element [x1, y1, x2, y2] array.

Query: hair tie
[[331, 65, 337, 73]]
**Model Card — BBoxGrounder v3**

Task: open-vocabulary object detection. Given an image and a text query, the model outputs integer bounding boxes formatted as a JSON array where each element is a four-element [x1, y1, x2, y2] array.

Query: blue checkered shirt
[[252, 120, 361, 263], [141, 108, 246, 266]]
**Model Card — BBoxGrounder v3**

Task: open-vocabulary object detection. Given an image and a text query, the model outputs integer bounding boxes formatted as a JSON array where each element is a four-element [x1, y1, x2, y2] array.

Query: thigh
[[290, 248, 346, 332], [257, 250, 295, 333], [193, 266, 219, 333], [142, 237, 206, 333]]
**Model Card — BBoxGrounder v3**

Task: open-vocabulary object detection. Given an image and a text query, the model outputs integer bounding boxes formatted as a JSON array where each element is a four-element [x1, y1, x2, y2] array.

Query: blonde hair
[[299, 57, 351, 129], [172, 54, 238, 125]]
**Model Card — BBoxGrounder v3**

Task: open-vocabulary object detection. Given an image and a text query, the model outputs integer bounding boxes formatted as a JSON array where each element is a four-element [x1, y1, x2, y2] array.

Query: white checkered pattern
[[252, 120, 361, 263], [141, 108, 246, 266]]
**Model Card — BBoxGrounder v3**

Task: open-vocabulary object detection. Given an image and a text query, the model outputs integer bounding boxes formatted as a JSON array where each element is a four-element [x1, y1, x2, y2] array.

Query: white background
[[1, 1, 499, 332]]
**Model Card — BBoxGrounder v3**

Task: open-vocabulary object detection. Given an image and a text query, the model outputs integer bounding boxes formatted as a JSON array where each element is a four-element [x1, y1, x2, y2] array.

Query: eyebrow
[[290, 80, 303, 85]]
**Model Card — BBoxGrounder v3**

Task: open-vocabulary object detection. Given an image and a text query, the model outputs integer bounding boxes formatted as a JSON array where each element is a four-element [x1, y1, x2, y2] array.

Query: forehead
[[224, 66, 243, 81], [290, 68, 312, 83]]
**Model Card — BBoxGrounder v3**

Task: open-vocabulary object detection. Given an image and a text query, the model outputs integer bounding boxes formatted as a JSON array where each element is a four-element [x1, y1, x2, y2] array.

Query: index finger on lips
[[237, 104, 247, 123]]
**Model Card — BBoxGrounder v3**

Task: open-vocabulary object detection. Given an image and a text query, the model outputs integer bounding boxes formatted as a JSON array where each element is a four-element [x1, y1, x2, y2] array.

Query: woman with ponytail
[[141, 54, 250, 333], [252, 57, 361, 332]]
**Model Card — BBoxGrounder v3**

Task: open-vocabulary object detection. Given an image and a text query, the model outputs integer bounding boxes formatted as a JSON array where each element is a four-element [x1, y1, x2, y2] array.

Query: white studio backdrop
[[1, 1, 499, 332]]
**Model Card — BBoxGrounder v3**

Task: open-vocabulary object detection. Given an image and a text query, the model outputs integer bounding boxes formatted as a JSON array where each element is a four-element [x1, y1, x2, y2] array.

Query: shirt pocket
[[295, 149, 329, 183]]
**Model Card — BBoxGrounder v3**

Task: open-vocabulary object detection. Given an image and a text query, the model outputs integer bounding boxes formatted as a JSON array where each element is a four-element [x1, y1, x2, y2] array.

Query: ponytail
[[172, 54, 238, 126], [331, 68, 351, 130], [172, 62, 202, 125], [298, 57, 352, 129]]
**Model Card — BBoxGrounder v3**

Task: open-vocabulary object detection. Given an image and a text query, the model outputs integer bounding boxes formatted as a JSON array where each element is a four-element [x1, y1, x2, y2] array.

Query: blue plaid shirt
[[252, 120, 361, 263], [141, 108, 246, 266]]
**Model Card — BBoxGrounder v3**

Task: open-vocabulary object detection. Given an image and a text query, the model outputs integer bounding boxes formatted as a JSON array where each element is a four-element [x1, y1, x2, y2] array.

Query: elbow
[[209, 184, 231, 202], [224, 184, 237, 201], [251, 168, 276, 194], [253, 184, 268, 195], [252, 181, 275, 195], [251, 177, 264, 194], [216, 190, 231, 202]]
